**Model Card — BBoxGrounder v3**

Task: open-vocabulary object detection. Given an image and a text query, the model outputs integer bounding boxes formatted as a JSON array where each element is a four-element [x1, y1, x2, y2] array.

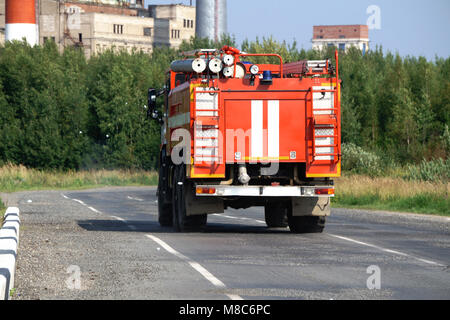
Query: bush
[[406, 158, 450, 182], [341, 143, 383, 176]]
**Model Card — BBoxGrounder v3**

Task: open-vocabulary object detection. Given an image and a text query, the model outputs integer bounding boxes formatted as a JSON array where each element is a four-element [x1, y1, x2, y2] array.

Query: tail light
[[196, 187, 216, 195], [315, 188, 335, 195]]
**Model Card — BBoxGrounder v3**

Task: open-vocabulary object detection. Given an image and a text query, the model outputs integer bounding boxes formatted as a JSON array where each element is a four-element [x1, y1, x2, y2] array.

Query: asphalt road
[[2, 187, 449, 300]]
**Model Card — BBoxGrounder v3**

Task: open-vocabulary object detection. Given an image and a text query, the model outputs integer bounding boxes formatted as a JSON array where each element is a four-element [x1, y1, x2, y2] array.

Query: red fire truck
[[148, 46, 341, 233]]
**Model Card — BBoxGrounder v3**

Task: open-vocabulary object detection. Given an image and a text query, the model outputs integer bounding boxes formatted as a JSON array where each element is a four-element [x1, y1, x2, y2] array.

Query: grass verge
[[334, 174, 450, 216], [0, 198, 5, 223], [0, 164, 158, 193], [1, 164, 448, 217]]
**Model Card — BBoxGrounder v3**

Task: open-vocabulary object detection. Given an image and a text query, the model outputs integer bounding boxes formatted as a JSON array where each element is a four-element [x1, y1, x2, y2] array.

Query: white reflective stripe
[[168, 112, 190, 128], [251, 100, 263, 158], [268, 100, 279, 158]]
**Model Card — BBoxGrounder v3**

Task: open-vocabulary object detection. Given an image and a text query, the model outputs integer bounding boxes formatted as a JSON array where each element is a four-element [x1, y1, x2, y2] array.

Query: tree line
[[0, 36, 448, 170]]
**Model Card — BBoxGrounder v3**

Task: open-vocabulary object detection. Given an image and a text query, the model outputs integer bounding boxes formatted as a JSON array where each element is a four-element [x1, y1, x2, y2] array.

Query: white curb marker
[[0, 207, 20, 300]]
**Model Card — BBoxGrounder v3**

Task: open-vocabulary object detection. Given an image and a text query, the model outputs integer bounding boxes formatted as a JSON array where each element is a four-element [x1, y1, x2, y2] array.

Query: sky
[[144, 0, 450, 60]]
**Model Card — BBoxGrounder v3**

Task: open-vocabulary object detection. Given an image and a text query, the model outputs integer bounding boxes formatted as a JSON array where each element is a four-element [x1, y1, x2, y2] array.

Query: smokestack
[[196, 0, 227, 42], [5, 0, 38, 46]]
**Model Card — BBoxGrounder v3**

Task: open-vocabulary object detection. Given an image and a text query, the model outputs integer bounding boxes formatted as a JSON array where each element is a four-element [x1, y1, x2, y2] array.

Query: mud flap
[[291, 197, 331, 217], [185, 185, 224, 216]]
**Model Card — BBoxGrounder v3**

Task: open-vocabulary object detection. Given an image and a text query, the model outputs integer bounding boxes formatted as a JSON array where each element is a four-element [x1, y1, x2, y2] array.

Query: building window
[[143, 27, 152, 36], [43, 37, 55, 43], [79, 33, 83, 42], [184, 20, 193, 28], [339, 35, 345, 39], [339, 43, 346, 51], [171, 29, 180, 39], [317, 35, 323, 39], [113, 24, 124, 34]]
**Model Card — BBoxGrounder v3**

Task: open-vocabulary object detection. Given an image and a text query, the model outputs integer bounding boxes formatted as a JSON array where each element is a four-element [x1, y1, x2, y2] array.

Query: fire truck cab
[[149, 46, 341, 233]]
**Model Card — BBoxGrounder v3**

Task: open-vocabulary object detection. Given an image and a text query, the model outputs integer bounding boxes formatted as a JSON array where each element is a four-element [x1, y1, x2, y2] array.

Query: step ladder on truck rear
[[148, 46, 341, 233]]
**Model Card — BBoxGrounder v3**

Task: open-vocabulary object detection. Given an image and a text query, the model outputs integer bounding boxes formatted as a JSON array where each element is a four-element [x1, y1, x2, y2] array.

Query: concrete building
[[0, 0, 195, 57], [148, 4, 195, 47], [312, 25, 369, 54]]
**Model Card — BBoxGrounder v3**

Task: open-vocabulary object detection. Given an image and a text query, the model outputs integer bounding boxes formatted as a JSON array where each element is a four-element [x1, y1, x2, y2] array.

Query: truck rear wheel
[[172, 164, 207, 232], [264, 203, 288, 228], [287, 216, 326, 234]]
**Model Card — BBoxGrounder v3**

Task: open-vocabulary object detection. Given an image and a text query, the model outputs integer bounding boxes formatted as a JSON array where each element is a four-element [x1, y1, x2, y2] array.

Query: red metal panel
[[224, 100, 252, 163], [278, 100, 306, 162]]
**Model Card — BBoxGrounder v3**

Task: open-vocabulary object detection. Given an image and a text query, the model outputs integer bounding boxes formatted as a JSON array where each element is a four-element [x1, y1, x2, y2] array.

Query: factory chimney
[[5, 0, 38, 46], [196, 0, 227, 42]]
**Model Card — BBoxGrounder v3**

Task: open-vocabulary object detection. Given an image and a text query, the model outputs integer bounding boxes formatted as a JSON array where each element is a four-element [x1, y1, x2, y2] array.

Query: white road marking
[[110, 215, 137, 230], [73, 199, 86, 206], [111, 216, 125, 222], [127, 196, 144, 202], [214, 213, 445, 267], [145, 234, 243, 300], [87, 206, 101, 214], [328, 234, 445, 267], [213, 213, 265, 224], [61, 193, 136, 230]]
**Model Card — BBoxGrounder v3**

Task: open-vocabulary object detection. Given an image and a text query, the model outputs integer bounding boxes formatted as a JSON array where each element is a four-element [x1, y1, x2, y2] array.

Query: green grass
[[1, 164, 448, 217], [333, 193, 450, 216], [0, 164, 158, 193], [333, 174, 449, 216], [0, 198, 5, 223]]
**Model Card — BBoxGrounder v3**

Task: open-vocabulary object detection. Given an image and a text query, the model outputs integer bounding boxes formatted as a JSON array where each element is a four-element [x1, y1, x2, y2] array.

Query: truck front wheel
[[172, 164, 207, 232], [158, 149, 173, 227]]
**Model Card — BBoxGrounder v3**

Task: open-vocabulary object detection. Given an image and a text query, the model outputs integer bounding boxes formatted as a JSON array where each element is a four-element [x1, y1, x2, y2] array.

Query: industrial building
[[312, 25, 369, 54], [0, 0, 197, 57]]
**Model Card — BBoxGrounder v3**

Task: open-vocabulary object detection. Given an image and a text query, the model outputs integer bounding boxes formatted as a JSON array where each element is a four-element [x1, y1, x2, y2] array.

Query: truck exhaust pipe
[[237, 164, 251, 185]]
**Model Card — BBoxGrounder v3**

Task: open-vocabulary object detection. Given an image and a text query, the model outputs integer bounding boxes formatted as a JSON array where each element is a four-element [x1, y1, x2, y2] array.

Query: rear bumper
[[195, 185, 334, 197]]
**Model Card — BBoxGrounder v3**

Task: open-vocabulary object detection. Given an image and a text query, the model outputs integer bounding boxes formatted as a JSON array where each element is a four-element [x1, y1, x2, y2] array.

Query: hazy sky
[[144, 0, 450, 60]]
